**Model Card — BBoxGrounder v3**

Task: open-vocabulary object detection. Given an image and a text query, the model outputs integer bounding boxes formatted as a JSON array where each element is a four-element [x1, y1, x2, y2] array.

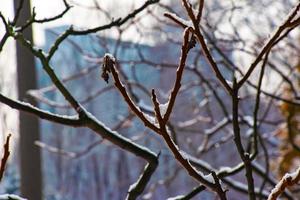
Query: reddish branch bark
[[104, 28, 227, 200], [0, 134, 11, 182]]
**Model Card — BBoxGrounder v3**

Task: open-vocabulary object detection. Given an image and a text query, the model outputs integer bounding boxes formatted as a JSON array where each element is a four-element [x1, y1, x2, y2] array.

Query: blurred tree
[[275, 37, 300, 179]]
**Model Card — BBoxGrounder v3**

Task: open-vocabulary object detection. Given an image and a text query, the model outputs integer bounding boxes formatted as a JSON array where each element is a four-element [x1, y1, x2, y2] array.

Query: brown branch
[[0, 134, 11, 182], [192, 25, 233, 95], [163, 27, 193, 124], [151, 89, 164, 129], [252, 53, 269, 156], [104, 26, 227, 200], [178, 0, 233, 95], [150, 87, 227, 198], [105, 54, 161, 133], [196, 0, 204, 24], [232, 79, 256, 200]]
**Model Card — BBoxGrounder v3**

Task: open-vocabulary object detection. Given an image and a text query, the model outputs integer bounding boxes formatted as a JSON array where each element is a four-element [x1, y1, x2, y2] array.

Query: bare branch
[[104, 54, 161, 133], [163, 27, 193, 123], [237, 2, 300, 88], [232, 79, 256, 200], [0, 93, 82, 126], [268, 167, 300, 200]]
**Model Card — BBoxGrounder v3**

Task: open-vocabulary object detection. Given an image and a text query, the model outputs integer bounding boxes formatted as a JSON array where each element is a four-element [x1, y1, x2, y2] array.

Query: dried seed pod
[[187, 34, 196, 51], [101, 53, 115, 83]]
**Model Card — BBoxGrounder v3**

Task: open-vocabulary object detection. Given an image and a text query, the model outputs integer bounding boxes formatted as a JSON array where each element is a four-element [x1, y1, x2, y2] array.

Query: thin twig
[[0, 134, 11, 182], [237, 2, 300, 88], [252, 52, 269, 156], [107, 34, 227, 200], [107, 55, 161, 133], [163, 27, 193, 124], [232, 79, 256, 200]]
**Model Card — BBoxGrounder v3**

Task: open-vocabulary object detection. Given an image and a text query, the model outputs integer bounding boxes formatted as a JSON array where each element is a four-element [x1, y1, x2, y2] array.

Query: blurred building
[[35, 26, 255, 200]]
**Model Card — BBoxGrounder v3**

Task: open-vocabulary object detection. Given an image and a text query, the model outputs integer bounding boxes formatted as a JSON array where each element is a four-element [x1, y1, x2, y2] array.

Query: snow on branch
[[268, 166, 300, 200]]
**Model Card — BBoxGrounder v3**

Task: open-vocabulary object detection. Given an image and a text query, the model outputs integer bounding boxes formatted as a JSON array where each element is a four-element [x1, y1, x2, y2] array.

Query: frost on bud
[[101, 53, 115, 83]]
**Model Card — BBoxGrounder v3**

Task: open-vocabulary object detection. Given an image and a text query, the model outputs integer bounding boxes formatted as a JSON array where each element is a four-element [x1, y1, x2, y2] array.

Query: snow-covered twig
[[268, 167, 300, 200]]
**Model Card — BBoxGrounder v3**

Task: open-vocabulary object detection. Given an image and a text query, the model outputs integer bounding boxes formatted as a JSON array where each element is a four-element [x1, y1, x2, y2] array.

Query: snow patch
[[103, 53, 115, 62], [164, 12, 193, 27], [166, 195, 185, 200], [144, 113, 156, 124], [204, 173, 215, 184], [0, 194, 27, 200], [219, 166, 233, 173], [159, 102, 169, 116]]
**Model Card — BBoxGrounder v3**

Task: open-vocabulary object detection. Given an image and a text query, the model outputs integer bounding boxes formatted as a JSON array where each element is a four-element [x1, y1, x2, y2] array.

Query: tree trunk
[[13, 0, 43, 199]]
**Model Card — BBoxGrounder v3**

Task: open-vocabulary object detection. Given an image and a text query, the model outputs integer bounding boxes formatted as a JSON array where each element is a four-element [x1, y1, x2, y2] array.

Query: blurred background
[[0, 0, 300, 199]]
